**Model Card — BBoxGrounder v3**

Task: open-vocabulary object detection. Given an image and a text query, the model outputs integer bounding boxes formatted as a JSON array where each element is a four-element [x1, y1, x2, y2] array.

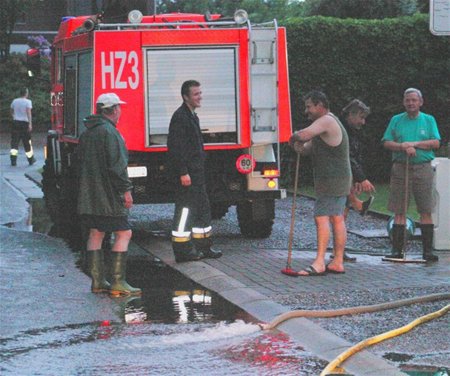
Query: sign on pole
[[430, 0, 450, 35]]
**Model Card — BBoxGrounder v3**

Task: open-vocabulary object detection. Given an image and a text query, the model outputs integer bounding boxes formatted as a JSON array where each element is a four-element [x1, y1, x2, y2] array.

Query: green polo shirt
[[382, 112, 441, 164]]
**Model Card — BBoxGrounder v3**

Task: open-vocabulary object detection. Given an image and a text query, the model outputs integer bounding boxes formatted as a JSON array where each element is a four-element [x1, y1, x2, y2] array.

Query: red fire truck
[[40, 9, 292, 239]]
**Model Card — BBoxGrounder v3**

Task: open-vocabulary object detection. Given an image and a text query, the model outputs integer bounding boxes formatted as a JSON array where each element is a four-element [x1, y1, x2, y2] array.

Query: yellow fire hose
[[258, 293, 450, 374], [320, 303, 450, 376]]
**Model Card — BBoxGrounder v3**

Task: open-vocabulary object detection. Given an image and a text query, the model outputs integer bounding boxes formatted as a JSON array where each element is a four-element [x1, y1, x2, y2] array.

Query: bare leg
[[87, 228, 105, 251], [298, 216, 329, 275], [327, 215, 346, 273], [394, 214, 406, 225], [111, 229, 132, 252], [348, 191, 362, 212], [419, 213, 433, 225]]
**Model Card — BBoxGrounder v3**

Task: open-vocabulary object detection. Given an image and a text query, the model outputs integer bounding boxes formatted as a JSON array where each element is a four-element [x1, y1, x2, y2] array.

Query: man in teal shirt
[[382, 88, 441, 261]]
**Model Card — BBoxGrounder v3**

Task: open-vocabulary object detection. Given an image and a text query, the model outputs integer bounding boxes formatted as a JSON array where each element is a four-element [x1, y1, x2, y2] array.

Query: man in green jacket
[[77, 93, 141, 297]]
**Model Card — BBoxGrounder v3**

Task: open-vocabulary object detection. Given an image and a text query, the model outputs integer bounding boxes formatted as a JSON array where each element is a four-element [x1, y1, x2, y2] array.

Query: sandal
[[297, 265, 327, 277]]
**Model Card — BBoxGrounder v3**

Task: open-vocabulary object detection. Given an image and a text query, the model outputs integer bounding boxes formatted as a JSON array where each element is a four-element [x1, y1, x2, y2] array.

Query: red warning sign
[[236, 154, 255, 174]]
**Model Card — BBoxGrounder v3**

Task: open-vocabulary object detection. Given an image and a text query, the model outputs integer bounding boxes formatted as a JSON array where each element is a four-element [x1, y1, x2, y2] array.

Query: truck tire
[[237, 200, 274, 238], [210, 203, 229, 220], [42, 156, 86, 250], [42, 158, 63, 226]]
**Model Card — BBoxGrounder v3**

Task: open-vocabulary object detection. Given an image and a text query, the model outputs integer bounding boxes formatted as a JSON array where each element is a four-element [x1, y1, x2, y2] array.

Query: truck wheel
[[42, 158, 86, 249], [237, 200, 274, 238], [210, 203, 229, 220], [42, 158, 63, 226]]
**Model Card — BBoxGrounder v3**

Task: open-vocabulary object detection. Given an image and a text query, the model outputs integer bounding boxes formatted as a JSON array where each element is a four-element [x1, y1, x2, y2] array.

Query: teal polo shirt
[[382, 112, 441, 164]]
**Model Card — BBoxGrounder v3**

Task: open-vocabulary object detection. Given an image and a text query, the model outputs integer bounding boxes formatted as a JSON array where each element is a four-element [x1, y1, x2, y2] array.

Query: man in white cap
[[77, 93, 141, 297]]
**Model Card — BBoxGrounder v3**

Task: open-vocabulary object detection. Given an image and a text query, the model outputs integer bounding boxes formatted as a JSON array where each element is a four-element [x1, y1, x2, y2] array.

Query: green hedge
[[282, 14, 450, 185]]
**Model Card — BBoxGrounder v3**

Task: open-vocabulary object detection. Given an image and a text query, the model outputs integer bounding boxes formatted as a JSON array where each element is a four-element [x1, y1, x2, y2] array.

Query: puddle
[[384, 353, 450, 376], [14, 199, 329, 374], [402, 366, 449, 376]]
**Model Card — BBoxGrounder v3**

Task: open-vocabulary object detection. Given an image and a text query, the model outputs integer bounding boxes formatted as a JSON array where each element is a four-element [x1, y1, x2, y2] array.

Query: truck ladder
[[248, 22, 281, 182], [249, 21, 279, 142]]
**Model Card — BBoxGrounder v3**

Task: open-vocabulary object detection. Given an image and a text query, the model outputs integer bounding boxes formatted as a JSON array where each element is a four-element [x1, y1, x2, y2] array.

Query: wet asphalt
[[1, 132, 449, 375]]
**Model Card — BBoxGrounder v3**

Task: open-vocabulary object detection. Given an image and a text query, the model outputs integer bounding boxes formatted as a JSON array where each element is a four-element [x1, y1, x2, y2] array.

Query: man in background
[[10, 88, 36, 166]]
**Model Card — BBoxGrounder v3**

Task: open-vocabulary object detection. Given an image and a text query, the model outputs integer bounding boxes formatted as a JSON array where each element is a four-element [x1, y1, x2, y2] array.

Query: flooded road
[[3, 198, 446, 375], [1, 245, 327, 376], [3, 203, 328, 375]]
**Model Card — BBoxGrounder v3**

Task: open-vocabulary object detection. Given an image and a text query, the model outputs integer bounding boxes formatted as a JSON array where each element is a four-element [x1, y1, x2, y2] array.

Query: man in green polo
[[382, 88, 441, 262]]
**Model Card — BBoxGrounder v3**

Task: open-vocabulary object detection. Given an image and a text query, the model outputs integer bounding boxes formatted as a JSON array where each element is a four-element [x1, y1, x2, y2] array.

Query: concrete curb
[[133, 235, 404, 375]]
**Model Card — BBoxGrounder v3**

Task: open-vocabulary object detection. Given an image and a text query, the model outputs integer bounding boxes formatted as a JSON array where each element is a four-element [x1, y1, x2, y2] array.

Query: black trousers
[[171, 183, 212, 252], [172, 184, 211, 232], [11, 121, 32, 155]]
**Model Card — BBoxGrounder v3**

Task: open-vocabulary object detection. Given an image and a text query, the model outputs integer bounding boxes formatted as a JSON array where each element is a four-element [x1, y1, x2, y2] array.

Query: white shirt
[[11, 98, 32, 122]]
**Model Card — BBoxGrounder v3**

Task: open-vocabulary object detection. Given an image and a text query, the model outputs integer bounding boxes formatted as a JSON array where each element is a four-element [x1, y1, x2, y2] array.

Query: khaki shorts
[[388, 162, 434, 214], [314, 195, 347, 216]]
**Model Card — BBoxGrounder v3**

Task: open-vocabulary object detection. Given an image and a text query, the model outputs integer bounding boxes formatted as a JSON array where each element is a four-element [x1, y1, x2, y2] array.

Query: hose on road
[[320, 303, 450, 375], [259, 292, 450, 330], [258, 292, 449, 375]]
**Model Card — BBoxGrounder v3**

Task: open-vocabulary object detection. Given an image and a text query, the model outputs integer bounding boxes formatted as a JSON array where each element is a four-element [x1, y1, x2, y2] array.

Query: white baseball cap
[[96, 93, 126, 108]]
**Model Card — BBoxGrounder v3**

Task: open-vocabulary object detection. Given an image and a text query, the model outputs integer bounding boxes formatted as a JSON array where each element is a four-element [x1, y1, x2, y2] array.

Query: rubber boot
[[172, 240, 204, 263], [421, 224, 438, 262], [387, 224, 405, 259], [10, 155, 17, 166], [109, 252, 142, 297], [192, 237, 222, 259], [27, 156, 36, 165], [87, 250, 110, 293]]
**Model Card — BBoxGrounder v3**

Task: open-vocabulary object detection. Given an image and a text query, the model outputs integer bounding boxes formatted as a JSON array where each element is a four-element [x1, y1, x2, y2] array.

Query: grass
[[298, 183, 420, 221]]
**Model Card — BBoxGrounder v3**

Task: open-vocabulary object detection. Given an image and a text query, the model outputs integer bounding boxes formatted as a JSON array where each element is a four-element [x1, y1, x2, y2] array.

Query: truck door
[[63, 52, 92, 138]]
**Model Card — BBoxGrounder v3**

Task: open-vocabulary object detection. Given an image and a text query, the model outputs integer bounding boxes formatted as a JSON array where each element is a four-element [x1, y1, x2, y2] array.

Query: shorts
[[314, 196, 347, 217], [81, 215, 131, 232], [388, 162, 434, 214]]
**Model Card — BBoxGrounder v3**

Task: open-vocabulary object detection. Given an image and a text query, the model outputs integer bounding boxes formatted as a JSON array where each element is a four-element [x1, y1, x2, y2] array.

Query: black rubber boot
[[387, 224, 405, 259], [421, 224, 438, 262], [173, 241, 204, 263], [10, 155, 17, 166], [87, 250, 110, 293], [27, 156, 36, 165], [192, 237, 222, 259], [109, 252, 142, 297]]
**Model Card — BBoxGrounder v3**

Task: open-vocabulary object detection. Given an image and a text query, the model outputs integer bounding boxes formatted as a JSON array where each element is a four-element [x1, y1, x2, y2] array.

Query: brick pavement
[[203, 247, 450, 298]]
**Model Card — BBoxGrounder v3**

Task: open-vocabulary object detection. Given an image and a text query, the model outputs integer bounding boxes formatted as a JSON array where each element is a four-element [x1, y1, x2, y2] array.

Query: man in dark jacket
[[167, 80, 222, 262], [77, 93, 141, 297]]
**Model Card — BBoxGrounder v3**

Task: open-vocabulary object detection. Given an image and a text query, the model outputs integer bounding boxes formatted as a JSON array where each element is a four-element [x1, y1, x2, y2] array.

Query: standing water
[[0, 200, 328, 375]]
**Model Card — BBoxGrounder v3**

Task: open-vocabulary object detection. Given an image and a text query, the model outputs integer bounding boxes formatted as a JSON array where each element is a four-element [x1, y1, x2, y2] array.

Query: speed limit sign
[[236, 154, 256, 174]]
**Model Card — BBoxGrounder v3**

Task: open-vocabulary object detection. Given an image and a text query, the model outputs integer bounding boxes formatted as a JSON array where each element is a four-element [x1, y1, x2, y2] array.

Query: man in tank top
[[290, 90, 352, 276]]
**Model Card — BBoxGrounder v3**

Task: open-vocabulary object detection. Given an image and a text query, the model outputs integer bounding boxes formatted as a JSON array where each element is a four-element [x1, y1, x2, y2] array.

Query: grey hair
[[404, 88, 422, 99]]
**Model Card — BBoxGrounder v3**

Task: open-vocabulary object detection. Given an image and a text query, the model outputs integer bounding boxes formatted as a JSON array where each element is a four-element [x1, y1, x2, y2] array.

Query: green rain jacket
[[77, 114, 132, 217]]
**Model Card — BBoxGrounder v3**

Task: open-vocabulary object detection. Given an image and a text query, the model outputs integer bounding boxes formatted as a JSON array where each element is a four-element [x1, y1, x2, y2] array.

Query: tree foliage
[[300, 0, 420, 19], [156, 0, 303, 22], [0, 0, 41, 59]]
